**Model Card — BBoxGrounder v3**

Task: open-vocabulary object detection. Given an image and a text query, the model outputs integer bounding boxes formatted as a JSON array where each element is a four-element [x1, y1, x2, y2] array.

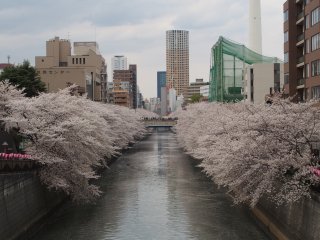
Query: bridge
[[143, 118, 177, 128]]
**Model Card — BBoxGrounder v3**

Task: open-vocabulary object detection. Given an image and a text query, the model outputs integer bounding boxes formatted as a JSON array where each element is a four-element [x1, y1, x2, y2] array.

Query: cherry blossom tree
[[1, 83, 149, 202], [175, 100, 320, 207]]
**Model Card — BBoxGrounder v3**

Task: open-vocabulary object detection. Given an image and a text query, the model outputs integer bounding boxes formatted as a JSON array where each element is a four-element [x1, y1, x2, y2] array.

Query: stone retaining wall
[[253, 192, 320, 240], [0, 172, 64, 240]]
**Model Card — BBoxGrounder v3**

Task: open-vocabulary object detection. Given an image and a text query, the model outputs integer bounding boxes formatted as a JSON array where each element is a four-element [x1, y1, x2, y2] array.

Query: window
[[306, 39, 310, 53], [284, 31, 288, 43], [311, 33, 320, 51], [76, 58, 78, 64], [311, 7, 320, 26], [72, 58, 74, 64], [311, 60, 320, 76], [306, 14, 310, 29], [284, 73, 289, 84], [83, 58, 86, 64], [305, 64, 310, 78], [312, 86, 320, 99], [284, 10, 288, 22], [284, 52, 289, 63]]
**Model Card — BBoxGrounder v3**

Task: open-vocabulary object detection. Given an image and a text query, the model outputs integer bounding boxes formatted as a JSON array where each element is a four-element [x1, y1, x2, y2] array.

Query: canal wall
[[0, 172, 64, 240], [253, 192, 320, 240]]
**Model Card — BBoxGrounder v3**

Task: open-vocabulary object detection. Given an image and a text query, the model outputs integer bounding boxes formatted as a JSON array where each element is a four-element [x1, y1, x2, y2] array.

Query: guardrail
[[0, 153, 36, 173]]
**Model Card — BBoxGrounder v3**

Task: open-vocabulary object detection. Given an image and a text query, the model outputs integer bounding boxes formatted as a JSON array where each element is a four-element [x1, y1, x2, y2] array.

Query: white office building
[[111, 55, 128, 72], [245, 63, 284, 104]]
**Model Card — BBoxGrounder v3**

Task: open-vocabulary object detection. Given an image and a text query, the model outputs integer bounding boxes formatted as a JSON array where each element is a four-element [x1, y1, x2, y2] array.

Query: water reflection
[[31, 131, 269, 240]]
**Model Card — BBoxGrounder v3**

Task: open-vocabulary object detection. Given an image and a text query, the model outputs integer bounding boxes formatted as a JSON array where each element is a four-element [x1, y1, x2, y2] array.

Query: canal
[[31, 130, 269, 240]]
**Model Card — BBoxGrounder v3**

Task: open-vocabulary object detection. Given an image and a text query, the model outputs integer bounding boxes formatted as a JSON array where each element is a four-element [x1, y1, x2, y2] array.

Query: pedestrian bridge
[[143, 118, 177, 128]]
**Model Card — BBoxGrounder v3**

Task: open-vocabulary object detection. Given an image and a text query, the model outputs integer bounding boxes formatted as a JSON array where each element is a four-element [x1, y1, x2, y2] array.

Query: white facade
[[111, 56, 128, 72], [168, 88, 177, 113], [249, 0, 262, 54], [149, 97, 160, 113], [176, 95, 184, 110], [245, 63, 284, 104], [200, 85, 210, 97], [160, 87, 168, 116]]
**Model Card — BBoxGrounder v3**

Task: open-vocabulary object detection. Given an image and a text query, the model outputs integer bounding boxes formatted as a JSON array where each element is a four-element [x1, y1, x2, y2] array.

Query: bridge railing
[[0, 153, 36, 173], [142, 118, 178, 128]]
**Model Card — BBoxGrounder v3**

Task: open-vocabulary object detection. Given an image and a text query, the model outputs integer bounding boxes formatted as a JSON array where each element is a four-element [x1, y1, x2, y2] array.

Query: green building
[[209, 36, 281, 102]]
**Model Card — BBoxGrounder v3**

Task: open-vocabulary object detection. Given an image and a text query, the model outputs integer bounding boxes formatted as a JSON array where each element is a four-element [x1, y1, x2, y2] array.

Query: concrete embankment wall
[[253, 192, 320, 240], [0, 172, 64, 240]]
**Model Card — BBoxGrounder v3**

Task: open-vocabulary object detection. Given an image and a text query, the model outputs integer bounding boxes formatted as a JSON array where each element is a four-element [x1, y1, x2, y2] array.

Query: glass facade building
[[157, 71, 166, 99]]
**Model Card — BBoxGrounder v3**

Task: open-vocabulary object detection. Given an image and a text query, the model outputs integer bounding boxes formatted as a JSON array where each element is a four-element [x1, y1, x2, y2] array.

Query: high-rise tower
[[249, 0, 262, 54], [166, 30, 189, 97], [111, 56, 127, 72]]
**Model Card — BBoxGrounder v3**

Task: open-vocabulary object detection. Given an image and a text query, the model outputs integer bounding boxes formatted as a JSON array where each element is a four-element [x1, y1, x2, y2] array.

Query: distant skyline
[[0, 0, 283, 99]]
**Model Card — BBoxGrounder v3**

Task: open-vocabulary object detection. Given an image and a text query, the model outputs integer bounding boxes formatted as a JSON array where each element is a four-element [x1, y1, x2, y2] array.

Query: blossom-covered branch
[[0, 82, 152, 202], [175, 100, 320, 207]]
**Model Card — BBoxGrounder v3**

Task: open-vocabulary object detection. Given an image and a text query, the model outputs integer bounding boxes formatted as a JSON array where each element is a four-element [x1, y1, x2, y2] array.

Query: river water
[[31, 130, 269, 240]]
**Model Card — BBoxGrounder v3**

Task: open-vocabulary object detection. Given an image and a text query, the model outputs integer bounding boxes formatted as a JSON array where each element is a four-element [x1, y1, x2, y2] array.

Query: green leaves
[[0, 60, 46, 97]]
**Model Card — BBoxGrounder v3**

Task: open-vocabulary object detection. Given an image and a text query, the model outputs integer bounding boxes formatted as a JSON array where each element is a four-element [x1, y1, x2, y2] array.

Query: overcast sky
[[0, 0, 283, 99]]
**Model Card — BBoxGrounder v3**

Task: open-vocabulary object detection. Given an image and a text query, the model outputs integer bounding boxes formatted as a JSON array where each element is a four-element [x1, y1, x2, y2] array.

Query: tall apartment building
[[113, 64, 137, 108], [157, 71, 166, 99], [166, 30, 189, 97], [35, 37, 107, 101], [284, 0, 320, 101]]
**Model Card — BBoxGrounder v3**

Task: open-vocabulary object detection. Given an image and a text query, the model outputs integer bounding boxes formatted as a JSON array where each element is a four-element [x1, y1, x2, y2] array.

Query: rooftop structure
[[209, 36, 281, 102]]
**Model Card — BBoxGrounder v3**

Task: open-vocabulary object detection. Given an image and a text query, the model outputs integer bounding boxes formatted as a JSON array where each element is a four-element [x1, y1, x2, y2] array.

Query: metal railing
[[297, 11, 304, 21], [297, 56, 305, 64], [298, 78, 305, 86], [297, 33, 304, 42]]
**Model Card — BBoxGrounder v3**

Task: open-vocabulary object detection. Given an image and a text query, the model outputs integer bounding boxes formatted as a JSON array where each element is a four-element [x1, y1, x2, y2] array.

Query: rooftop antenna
[[7, 55, 10, 64]]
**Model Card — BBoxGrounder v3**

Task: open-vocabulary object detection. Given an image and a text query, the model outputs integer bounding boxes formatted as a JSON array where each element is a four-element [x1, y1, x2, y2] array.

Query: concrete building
[[113, 64, 137, 108], [144, 99, 151, 111], [35, 37, 106, 101], [176, 95, 184, 110], [157, 71, 166, 99], [107, 82, 114, 103], [111, 55, 127, 72], [160, 87, 168, 116], [113, 90, 131, 108], [245, 63, 284, 104], [149, 97, 160, 113], [166, 30, 189, 97], [168, 88, 177, 113], [200, 85, 209, 97], [187, 79, 209, 100], [283, 0, 320, 101], [137, 87, 143, 108]]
